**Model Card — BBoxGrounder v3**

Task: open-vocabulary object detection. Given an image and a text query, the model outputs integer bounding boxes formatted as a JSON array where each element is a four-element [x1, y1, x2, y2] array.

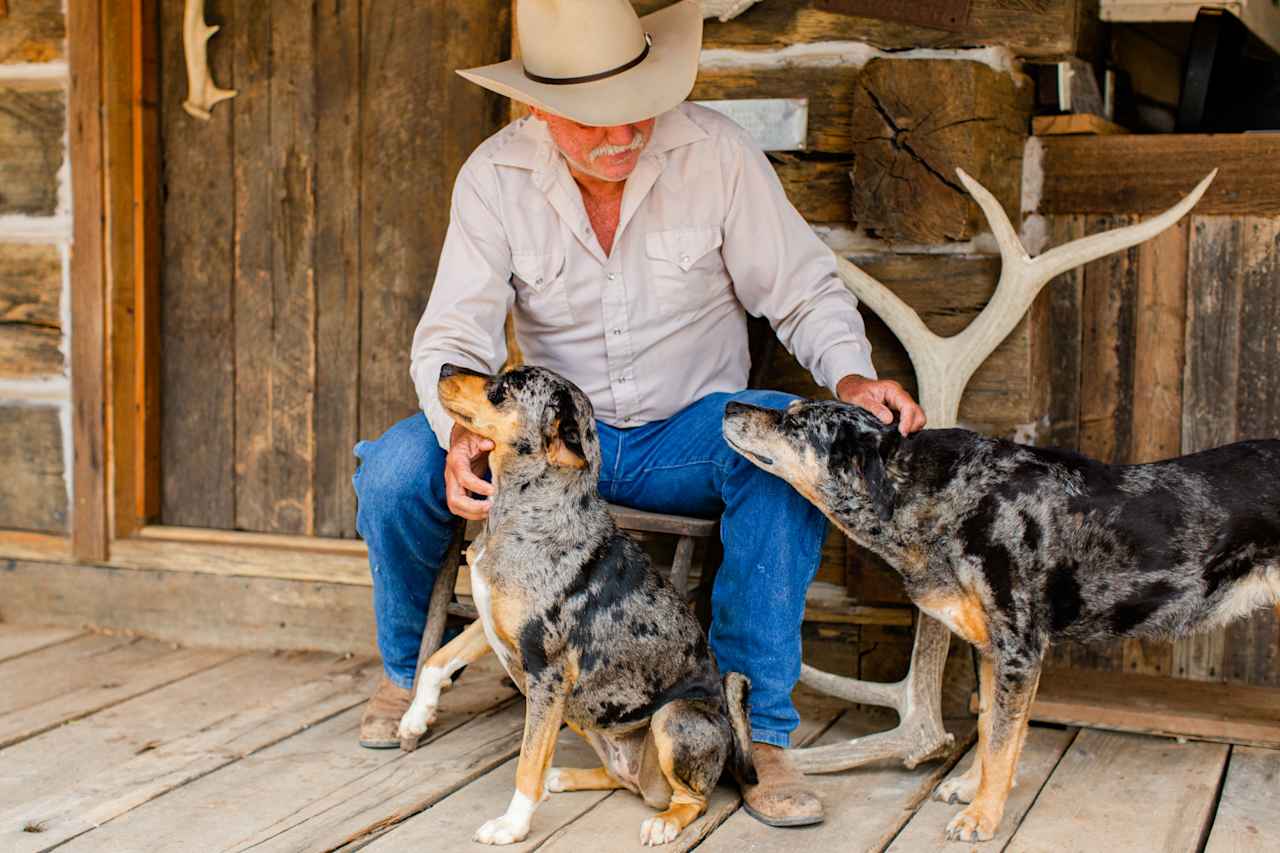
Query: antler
[[792, 167, 1215, 776], [701, 0, 763, 23], [182, 0, 237, 120], [840, 168, 1216, 425]]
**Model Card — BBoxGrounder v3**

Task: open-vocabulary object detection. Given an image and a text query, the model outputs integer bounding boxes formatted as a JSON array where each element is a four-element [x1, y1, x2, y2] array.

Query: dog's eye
[[486, 380, 507, 406]]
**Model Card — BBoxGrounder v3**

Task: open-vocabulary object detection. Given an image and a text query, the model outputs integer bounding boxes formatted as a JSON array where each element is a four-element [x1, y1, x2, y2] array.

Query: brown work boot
[[359, 675, 414, 749], [741, 743, 825, 827]]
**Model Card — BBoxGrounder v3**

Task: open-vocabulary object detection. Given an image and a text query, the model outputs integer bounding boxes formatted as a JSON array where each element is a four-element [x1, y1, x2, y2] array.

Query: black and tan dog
[[399, 364, 755, 846], [723, 399, 1280, 842]]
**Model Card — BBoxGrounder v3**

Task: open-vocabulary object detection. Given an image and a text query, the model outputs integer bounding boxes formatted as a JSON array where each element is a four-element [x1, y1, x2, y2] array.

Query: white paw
[[474, 814, 531, 845], [639, 815, 681, 846], [934, 773, 979, 805], [945, 806, 997, 843], [398, 699, 438, 740], [544, 768, 565, 793]]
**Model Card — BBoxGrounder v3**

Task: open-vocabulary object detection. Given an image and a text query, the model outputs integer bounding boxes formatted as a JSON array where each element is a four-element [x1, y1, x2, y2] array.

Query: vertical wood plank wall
[[1043, 211, 1280, 688], [159, 0, 510, 536]]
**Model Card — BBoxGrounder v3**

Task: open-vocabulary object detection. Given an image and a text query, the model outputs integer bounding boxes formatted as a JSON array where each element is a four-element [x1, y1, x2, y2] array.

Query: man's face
[[532, 108, 656, 183]]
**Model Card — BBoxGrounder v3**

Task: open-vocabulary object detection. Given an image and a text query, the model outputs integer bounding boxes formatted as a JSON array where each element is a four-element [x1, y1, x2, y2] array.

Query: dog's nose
[[439, 363, 490, 381], [724, 401, 753, 418]]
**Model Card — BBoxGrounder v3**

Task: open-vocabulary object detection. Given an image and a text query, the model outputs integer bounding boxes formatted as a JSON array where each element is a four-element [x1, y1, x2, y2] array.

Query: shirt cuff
[[815, 341, 877, 395], [425, 400, 456, 453]]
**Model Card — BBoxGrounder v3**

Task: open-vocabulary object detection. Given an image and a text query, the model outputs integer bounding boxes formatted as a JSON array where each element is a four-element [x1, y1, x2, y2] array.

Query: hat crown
[[518, 0, 648, 82]]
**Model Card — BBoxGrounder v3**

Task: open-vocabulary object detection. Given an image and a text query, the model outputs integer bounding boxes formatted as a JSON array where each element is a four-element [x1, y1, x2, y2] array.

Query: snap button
[[535, 276, 544, 285], [680, 254, 690, 265], [607, 273, 616, 281]]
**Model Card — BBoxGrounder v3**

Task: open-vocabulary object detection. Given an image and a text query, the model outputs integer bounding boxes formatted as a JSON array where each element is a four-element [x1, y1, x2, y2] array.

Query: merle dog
[[722, 398, 1280, 842]]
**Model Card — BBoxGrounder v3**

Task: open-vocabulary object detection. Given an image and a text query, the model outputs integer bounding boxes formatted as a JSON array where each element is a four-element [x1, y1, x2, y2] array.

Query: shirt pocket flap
[[645, 227, 723, 272], [511, 250, 564, 291]]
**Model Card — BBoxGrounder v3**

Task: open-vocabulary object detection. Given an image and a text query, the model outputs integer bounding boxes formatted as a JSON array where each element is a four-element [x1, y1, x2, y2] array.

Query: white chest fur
[[467, 545, 517, 680]]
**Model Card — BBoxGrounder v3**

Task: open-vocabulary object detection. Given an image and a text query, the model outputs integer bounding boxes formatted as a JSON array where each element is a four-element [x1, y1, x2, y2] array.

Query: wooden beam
[[68, 0, 109, 562], [1038, 135, 1280, 215], [0, 531, 72, 562], [1033, 667, 1280, 748], [1032, 113, 1127, 136]]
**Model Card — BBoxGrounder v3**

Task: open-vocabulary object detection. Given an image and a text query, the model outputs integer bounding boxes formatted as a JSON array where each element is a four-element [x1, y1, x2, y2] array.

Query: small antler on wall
[[701, 0, 762, 23], [182, 0, 236, 120]]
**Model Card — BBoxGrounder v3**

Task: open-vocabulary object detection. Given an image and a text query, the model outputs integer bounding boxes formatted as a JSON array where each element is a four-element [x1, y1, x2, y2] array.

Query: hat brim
[[457, 0, 703, 127]]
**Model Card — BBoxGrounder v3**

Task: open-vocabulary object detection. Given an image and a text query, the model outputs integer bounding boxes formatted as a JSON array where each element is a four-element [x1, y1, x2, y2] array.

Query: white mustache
[[588, 132, 647, 162]]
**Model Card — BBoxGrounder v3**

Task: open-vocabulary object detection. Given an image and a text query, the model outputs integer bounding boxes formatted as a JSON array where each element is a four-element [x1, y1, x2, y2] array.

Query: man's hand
[[836, 374, 927, 435], [445, 423, 495, 520]]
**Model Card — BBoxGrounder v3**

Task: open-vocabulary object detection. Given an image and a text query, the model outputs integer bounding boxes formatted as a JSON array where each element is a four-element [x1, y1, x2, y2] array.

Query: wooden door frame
[[0, 0, 373, 585]]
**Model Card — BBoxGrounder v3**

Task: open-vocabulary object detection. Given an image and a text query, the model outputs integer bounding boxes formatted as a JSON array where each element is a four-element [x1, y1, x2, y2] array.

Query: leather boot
[[741, 743, 825, 827], [359, 675, 414, 749]]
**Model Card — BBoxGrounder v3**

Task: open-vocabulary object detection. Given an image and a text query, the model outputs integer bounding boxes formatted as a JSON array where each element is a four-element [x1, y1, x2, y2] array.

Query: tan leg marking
[[935, 655, 993, 805], [545, 766, 626, 793], [400, 620, 493, 740], [639, 717, 710, 846], [946, 662, 1042, 843], [916, 590, 991, 649]]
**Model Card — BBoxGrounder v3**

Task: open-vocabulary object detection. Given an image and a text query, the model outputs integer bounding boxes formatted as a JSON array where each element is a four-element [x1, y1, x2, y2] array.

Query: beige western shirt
[[411, 103, 876, 450]]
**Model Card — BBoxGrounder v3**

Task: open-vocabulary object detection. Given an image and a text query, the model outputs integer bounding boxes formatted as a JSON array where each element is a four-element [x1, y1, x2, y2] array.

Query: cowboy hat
[[457, 0, 703, 127]]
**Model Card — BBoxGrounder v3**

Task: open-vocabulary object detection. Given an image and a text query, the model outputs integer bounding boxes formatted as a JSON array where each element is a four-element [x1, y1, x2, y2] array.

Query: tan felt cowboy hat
[[457, 0, 703, 127]]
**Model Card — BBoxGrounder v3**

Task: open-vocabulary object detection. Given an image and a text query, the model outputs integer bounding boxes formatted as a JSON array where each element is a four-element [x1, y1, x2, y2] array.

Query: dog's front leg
[[945, 656, 1042, 843], [400, 619, 492, 742], [475, 672, 567, 845], [936, 655, 994, 805]]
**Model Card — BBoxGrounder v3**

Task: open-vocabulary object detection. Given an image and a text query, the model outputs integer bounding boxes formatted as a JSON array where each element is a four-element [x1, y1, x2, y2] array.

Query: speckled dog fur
[[404, 364, 755, 848], [723, 399, 1280, 843]]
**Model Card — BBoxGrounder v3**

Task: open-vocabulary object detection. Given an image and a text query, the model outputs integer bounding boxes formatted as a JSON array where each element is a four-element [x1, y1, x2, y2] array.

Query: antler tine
[[1032, 169, 1217, 282], [836, 256, 939, 350], [955, 167, 1028, 268]]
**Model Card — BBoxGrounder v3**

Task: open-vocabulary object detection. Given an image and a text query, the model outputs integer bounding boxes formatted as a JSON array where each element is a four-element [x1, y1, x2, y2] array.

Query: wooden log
[[358, 0, 511, 441], [1004, 729, 1228, 853], [1044, 215, 1085, 450], [0, 242, 62, 378], [692, 65, 857, 154], [0, 404, 67, 533], [1038, 135, 1280, 215], [160, 0, 235, 529], [773, 155, 854, 223], [314, 0, 362, 538], [635, 0, 1095, 59], [0, 86, 64, 216], [850, 59, 1032, 243], [0, 0, 63, 64]]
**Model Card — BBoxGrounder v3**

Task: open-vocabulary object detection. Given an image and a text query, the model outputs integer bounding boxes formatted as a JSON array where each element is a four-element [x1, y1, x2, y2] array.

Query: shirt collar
[[488, 104, 709, 172]]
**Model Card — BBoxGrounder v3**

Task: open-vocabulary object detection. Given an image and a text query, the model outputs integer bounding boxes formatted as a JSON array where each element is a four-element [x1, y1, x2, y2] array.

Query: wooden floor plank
[[0, 651, 368, 810], [695, 716, 975, 853], [885, 725, 1077, 852], [0, 624, 83, 663], [1204, 746, 1280, 853], [1004, 729, 1229, 853], [534, 687, 882, 853], [51, 657, 519, 853], [359, 727, 611, 852], [1, 654, 382, 852], [0, 634, 233, 749]]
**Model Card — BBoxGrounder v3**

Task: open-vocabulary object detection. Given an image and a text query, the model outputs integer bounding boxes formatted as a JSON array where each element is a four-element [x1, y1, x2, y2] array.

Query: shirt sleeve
[[410, 163, 515, 451], [718, 130, 877, 392]]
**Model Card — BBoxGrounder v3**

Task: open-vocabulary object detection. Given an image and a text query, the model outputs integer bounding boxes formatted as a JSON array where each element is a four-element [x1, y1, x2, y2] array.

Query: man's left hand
[[836, 374, 927, 435]]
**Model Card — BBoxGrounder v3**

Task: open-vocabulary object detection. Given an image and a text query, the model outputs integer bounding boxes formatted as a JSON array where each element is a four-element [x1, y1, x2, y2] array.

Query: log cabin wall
[[157, 0, 511, 537], [0, 0, 71, 537], [1030, 134, 1280, 687]]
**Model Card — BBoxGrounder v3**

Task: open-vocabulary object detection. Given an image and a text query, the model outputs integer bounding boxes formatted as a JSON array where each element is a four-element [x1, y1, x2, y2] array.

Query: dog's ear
[[832, 420, 897, 521], [543, 389, 587, 469]]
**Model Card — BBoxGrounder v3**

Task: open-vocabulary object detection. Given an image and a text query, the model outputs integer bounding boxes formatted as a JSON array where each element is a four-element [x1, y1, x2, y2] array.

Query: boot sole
[[358, 738, 402, 749], [742, 801, 825, 828]]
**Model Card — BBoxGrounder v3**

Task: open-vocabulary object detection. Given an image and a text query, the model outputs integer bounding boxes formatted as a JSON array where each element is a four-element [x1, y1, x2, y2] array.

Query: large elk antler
[[182, 0, 236, 120], [792, 168, 1217, 774]]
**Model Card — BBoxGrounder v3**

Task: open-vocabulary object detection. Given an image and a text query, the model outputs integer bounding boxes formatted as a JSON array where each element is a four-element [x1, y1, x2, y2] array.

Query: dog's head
[[723, 399, 901, 522], [438, 363, 599, 480]]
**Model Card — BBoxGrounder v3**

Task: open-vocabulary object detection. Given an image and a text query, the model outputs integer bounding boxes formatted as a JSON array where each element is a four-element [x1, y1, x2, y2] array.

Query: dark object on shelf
[[1178, 8, 1280, 132]]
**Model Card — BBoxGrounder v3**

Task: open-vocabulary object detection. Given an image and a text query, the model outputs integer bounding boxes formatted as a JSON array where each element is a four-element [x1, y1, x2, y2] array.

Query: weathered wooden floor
[[1, 624, 1275, 852]]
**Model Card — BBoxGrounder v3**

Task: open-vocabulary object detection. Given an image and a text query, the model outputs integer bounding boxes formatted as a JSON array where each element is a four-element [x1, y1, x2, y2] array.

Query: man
[[352, 0, 925, 828]]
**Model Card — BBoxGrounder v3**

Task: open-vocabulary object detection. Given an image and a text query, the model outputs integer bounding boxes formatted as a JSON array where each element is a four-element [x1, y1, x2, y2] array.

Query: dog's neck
[[485, 462, 607, 554]]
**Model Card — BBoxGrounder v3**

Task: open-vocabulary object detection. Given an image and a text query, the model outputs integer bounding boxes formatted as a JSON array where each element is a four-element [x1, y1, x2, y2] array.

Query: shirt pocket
[[645, 226, 725, 316], [511, 248, 574, 327]]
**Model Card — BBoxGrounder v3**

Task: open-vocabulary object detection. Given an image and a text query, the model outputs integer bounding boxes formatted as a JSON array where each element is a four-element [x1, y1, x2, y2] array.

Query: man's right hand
[[444, 424, 495, 520]]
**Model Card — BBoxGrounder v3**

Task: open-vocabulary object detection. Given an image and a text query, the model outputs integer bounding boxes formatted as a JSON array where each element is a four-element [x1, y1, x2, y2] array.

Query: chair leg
[[670, 535, 695, 599], [415, 524, 465, 675]]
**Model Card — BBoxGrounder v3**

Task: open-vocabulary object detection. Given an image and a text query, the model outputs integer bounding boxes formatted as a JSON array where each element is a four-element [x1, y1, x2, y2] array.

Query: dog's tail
[[723, 672, 758, 786]]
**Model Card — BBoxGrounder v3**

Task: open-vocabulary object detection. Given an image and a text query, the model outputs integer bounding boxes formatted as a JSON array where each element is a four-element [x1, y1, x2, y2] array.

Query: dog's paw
[[945, 805, 998, 843], [544, 768, 565, 793], [474, 814, 531, 846], [397, 700, 438, 740], [639, 815, 681, 846], [934, 771, 979, 805]]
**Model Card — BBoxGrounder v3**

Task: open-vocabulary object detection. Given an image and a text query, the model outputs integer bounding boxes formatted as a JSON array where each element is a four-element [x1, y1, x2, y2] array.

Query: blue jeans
[[352, 389, 827, 747]]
